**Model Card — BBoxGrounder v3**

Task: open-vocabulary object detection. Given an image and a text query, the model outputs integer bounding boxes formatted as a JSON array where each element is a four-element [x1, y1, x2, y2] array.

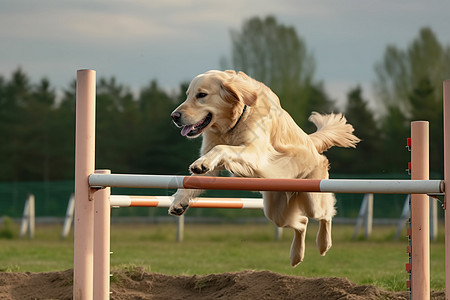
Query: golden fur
[[169, 70, 359, 266]]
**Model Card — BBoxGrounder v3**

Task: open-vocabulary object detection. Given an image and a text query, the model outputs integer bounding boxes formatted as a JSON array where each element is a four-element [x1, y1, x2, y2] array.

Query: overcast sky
[[1, 0, 449, 106]]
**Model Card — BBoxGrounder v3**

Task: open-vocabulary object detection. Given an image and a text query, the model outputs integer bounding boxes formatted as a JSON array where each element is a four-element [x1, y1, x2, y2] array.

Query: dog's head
[[171, 70, 258, 138]]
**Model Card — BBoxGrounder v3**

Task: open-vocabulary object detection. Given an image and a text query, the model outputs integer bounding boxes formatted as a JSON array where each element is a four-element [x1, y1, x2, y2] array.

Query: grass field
[[0, 221, 445, 292]]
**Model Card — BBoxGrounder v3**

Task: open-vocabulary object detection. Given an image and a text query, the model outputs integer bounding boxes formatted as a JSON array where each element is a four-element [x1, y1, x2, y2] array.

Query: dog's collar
[[229, 105, 247, 132]]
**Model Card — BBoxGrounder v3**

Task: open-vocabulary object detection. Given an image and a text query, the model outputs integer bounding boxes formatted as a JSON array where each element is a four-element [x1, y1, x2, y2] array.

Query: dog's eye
[[196, 92, 208, 99]]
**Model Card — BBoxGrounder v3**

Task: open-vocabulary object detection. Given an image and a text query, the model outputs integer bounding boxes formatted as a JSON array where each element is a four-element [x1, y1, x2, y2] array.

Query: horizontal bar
[[89, 174, 322, 191], [320, 179, 444, 194], [89, 173, 444, 194], [90, 174, 186, 189], [110, 195, 263, 209]]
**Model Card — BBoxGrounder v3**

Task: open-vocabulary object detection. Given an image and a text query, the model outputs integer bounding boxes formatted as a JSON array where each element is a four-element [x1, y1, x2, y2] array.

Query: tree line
[[0, 72, 202, 182], [0, 16, 449, 182]]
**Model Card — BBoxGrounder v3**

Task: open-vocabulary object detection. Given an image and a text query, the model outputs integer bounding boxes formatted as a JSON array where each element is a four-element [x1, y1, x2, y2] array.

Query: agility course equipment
[[73, 69, 450, 300], [61, 194, 75, 239], [352, 193, 373, 240], [110, 195, 264, 209], [19, 194, 35, 239], [89, 173, 442, 193], [394, 195, 439, 242]]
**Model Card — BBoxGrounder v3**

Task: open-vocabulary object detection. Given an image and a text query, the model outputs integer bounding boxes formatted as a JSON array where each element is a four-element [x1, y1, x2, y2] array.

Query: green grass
[[0, 222, 445, 292]]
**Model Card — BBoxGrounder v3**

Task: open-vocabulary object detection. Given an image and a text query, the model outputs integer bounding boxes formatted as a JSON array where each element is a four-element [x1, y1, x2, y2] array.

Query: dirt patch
[[0, 269, 445, 300]]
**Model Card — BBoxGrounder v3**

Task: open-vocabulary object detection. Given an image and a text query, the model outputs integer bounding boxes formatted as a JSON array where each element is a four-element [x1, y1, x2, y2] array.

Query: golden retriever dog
[[169, 70, 359, 266]]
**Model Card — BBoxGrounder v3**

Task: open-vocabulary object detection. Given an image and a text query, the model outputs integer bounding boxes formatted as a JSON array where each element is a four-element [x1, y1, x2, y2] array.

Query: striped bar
[[89, 173, 444, 194], [110, 195, 264, 209]]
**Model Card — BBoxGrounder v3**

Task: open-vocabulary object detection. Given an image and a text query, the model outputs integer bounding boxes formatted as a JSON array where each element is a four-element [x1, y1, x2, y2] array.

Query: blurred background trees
[[0, 70, 200, 182], [0, 17, 449, 183], [223, 16, 334, 128], [374, 27, 450, 175]]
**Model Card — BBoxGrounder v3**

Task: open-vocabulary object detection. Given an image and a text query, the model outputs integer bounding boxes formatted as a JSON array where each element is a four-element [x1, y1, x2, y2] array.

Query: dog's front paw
[[189, 158, 211, 174], [169, 202, 189, 216], [170, 190, 192, 216]]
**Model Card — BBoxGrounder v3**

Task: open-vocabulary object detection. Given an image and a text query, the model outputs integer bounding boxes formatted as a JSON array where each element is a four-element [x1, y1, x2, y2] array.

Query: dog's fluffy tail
[[308, 112, 360, 153]]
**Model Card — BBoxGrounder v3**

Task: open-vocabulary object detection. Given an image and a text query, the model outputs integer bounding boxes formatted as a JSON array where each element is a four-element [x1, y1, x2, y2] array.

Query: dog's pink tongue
[[181, 125, 195, 136]]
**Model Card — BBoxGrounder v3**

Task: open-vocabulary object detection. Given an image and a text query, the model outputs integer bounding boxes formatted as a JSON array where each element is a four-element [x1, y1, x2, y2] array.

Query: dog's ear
[[219, 73, 257, 106], [224, 70, 236, 76]]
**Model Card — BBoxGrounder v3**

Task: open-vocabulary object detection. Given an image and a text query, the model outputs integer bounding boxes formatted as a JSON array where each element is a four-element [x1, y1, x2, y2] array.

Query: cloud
[[0, 1, 268, 45], [69, 12, 177, 40], [0, 0, 449, 106], [0, 8, 179, 42]]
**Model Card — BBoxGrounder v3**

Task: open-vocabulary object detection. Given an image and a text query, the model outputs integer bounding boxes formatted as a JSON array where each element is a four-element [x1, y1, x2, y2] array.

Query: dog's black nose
[[171, 111, 182, 124]]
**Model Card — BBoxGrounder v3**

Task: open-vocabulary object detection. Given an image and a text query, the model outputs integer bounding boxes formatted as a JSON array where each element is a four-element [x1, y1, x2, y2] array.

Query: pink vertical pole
[[93, 170, 111, 300], [411, 121, 430, 300], [444, 80, 450, 299], [74, 69, 96, 300]]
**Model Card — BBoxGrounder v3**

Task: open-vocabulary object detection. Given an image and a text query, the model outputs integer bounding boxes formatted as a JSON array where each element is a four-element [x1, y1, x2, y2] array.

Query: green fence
[[0, 174, 443, 220], [0, 181, 74, 218]]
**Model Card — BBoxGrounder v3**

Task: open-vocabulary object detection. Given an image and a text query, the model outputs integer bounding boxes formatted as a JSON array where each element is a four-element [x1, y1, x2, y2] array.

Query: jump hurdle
[[110, 195, 264, 209], [89, 173, 442, 194], [73, 69, 450, 300]]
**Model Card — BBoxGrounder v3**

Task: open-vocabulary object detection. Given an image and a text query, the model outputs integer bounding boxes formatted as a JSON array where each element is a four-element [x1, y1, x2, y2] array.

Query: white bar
[[19, 196, 30, 238], [241, 199, 264, 209], [90, 174, 185, 189], [353, 194, 369, 240], [109, 195, 132, 207], [319, 179, 442, 194], [61, 194, 75, 239], [365, 193, 373, 239], [28, 194, 35, 239], [177, 215, 184, 242], [430, 197, 438, 242], [19, 194, 35, 239]]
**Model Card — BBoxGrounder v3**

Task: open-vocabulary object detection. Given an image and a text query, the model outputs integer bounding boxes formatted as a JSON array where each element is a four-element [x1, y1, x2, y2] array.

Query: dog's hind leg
[[316, 218, 332, 256], [263, 191, 310, 266], [304, 192, 335, 257], [289, 216, 309, 267]]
